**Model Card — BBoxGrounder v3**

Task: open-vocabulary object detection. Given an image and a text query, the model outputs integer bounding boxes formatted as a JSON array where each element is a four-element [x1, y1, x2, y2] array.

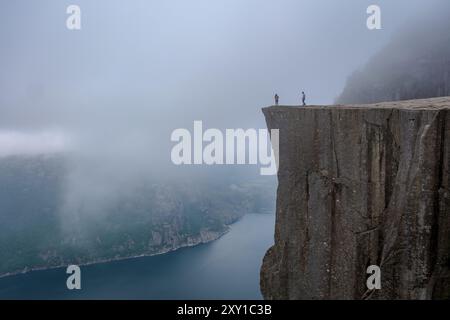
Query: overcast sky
[[1, 0, 448, 224], [0, 0, 448, 161]]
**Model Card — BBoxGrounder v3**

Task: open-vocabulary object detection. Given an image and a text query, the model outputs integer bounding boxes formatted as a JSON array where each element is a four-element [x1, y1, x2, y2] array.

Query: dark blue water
[[0, 213, 274, 300]]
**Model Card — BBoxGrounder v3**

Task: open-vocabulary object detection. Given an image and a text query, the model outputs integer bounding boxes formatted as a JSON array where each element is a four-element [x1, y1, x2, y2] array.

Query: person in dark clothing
[[302, 91, 306, 106], [274, 94, 279, 106]]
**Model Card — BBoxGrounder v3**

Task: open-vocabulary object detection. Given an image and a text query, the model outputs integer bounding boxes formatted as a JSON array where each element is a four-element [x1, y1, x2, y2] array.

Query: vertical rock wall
[[260, 98, 450, 299]]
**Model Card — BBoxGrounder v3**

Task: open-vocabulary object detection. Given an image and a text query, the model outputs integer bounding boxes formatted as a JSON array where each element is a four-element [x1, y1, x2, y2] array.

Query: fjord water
[[0, 213, 274, 300]]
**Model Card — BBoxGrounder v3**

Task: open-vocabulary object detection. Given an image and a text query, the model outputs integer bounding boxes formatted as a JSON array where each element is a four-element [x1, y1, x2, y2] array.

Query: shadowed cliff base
[[260, 97, 450, 300]]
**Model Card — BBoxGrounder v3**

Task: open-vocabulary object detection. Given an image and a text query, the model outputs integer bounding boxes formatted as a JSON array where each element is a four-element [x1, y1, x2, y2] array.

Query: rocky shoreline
[[0, 227, 231, 279]]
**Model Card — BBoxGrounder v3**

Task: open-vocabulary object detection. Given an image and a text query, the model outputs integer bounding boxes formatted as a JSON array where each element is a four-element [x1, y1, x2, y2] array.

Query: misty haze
[[0, 0, 449, 301]]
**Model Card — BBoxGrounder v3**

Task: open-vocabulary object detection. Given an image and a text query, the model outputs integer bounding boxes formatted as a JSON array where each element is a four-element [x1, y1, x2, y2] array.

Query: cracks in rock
[[304, 171, 311, 261], [363, 118, 383, 128], [329, 110, 341, 178], [428, 110, 447, 297], [385, 109, 400, 207], [380, 111, 441, 272], [328, 180, 337, 298], [355, 226, 379, 236]]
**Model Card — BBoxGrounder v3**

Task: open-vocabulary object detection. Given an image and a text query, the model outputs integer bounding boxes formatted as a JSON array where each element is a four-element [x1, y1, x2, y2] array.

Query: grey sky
[[1, 0, 447, 224], [1, 0, 444, 132], [0, 0, 448, 172]]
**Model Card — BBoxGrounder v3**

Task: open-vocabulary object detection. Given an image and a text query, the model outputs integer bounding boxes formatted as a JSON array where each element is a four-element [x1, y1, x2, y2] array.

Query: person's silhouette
[[274, 94, 279, 106], [302, 91, 306, 106]]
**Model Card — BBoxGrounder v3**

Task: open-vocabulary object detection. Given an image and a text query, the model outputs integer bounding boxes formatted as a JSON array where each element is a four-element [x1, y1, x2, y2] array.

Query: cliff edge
[[260, 97, 450, 300]]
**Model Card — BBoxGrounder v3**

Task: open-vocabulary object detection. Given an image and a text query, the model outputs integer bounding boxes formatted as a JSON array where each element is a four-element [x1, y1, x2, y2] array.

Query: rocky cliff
[[260, 97, 450, 299]]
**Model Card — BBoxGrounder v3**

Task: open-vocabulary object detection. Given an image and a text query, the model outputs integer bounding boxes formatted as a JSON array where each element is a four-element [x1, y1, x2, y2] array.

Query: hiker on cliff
[[302, 91, 306, 106], [274, 94, 279, 106]]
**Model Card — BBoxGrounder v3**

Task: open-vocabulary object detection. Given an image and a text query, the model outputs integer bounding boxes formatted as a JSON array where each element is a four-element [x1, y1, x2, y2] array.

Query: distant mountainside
[[0, 155, 275, 277], [337, 8, 450, 104]]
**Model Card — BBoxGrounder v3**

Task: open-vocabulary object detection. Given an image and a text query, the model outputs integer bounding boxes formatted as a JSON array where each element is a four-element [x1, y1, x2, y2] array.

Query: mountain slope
[[337, 7, 450, 104], [0, 155, 275, 277]]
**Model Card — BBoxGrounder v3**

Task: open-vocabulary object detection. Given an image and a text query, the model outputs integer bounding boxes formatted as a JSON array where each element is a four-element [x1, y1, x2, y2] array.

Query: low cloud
[[0, 130, 70, 158]]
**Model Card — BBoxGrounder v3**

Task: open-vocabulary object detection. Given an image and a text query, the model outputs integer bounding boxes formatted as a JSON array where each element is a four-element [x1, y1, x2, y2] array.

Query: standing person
[[274, 94, 279, 106], [302, 91, 306, 106]]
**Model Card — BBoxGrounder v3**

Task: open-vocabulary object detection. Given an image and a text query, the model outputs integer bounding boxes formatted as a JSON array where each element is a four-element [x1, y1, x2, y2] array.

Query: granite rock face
[[260, 97, 450, 300]]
